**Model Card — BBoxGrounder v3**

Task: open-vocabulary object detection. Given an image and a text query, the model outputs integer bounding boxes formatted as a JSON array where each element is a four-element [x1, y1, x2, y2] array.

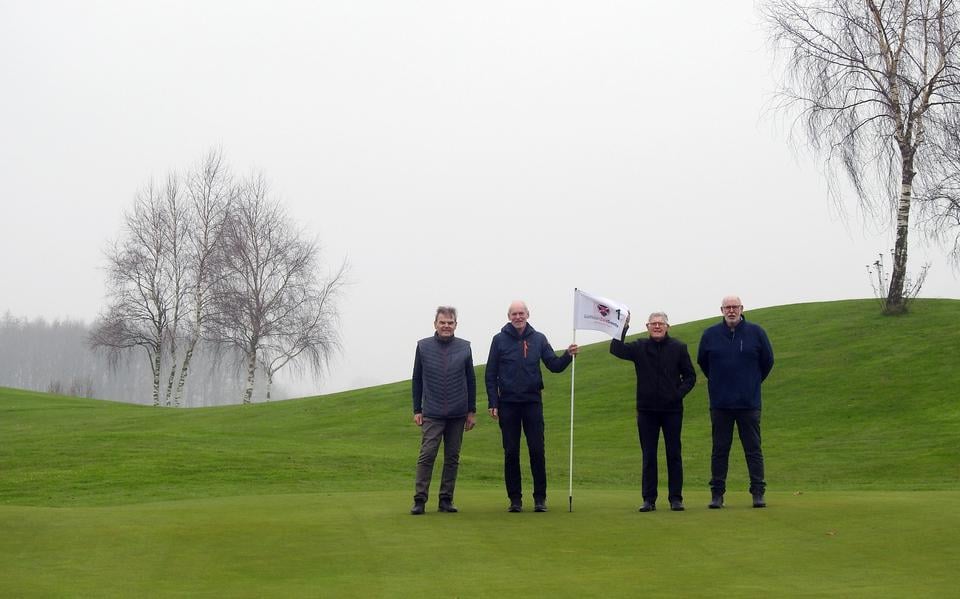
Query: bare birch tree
[[257, 261, 346, 400], [93, 152, 342, 406], [91, 154, 228, 407], [159, 174, 191, 406], [764, 0, 960, 314], [169, 149, 235, 406], [91, 178, 180, 406], [210, 174, 345, 404]]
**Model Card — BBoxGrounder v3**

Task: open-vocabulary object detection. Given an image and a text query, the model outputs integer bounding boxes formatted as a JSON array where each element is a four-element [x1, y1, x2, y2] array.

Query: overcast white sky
[[2, 1, 957, 397]]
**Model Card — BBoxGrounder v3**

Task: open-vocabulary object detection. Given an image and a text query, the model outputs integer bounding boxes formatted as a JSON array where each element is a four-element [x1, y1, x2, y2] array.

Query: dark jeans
[[637, 410, 684, 503], [498, 401, 546, 502], [414, 416, 466, 503], [710, 409, 765, 495]]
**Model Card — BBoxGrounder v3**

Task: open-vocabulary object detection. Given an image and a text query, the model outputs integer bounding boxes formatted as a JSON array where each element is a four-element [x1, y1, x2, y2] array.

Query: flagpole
[[569, 288, 630, 513], [569, 290, 577, 513]]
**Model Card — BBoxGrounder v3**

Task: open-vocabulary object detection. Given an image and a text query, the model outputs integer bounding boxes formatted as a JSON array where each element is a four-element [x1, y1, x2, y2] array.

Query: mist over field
[[0, 316, 288, 406]]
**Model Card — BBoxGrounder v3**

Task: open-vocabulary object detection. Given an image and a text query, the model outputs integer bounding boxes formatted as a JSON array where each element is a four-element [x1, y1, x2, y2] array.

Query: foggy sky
[[2, 1, 957, 398]]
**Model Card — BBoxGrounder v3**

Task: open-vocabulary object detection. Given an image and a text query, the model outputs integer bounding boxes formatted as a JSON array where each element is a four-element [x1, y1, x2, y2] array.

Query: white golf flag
[[573, 289, 630, 339]]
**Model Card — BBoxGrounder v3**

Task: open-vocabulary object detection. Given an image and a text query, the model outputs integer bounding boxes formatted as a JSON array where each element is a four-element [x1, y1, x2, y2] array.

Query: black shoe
[[508, 501, 522, 513], [708, 494, 724, 509], [670, 500, 685, 511], [638, 501, 656, 512], [752, 494, 767, 508], [438, 499, 458, 513], [410, 501, 425, 515], [534, 501, 547, 513]]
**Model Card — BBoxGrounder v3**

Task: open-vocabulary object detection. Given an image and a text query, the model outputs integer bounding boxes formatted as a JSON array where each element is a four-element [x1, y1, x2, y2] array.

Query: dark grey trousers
[[414, 416, 466, 503]]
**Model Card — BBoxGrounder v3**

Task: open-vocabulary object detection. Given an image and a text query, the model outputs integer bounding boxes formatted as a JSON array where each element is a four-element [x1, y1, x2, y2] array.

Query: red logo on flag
[[597, 304, 610, 317]]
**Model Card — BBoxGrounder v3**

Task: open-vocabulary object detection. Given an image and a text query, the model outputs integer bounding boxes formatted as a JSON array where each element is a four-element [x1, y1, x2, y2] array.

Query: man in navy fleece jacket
[[697, 295, 774, 509]]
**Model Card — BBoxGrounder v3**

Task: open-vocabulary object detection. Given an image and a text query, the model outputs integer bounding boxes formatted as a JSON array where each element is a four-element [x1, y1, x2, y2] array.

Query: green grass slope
[[1, 299, 959, 598], [1, 299, 958, 508]]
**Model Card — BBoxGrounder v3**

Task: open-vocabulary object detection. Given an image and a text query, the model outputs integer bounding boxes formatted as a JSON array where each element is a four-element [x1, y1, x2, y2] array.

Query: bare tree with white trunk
[[169, 149, 235, 406], [93, 152, 344, 406], [210, 174, 346, 404], [764, 0, 960, 314], [92, 176, 183, 406], [257, 262, 346, 401], [92, 151, 233, 406]]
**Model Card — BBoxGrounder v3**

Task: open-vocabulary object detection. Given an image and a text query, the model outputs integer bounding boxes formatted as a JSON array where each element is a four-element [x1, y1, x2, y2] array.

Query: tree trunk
[[243, 349, 257, 404], [151, 346, 162, 407], [173, 337, 198, 407], [174, 303, 205, 406], [164, 359, 178, 407], [886, 158, 915, 315]]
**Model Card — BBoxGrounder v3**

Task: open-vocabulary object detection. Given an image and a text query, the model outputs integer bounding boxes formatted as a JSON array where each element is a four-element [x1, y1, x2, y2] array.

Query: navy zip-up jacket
[[697, 315, 774, 410], [485, 322, 572, 407]]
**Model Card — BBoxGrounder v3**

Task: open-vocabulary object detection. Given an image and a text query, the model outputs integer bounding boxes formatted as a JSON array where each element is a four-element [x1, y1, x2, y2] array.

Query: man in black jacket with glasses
[[610, 311, 696, 513]]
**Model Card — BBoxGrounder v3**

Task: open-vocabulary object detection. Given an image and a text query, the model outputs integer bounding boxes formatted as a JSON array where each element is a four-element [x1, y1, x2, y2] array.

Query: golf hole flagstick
[[569, 289, 630, 512]]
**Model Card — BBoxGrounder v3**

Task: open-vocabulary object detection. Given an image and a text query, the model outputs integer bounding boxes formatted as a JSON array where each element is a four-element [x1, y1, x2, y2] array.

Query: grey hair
[[435, 306, 458, 322], [647, 311, 669, 325], [507, 300, 529, 317]]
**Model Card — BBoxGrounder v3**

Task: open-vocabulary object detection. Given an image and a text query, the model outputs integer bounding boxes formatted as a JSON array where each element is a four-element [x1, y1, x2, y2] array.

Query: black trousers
[[498, 401, 546, 502], [637, 410, 684, 503], [710, 408, 765, 495]]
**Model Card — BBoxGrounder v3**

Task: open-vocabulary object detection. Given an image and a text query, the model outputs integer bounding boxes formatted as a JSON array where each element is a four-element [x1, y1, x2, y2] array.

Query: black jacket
[[610, 328, 696, 412]]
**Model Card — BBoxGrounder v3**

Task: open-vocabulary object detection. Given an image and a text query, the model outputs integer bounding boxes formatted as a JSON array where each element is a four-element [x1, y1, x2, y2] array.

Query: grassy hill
[[1, 299, 958, 597], [1, 298, 958, 508]]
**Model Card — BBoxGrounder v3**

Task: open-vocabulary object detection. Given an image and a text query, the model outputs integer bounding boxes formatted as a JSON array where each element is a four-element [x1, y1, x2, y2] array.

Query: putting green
[[2, 489, 957, 597]]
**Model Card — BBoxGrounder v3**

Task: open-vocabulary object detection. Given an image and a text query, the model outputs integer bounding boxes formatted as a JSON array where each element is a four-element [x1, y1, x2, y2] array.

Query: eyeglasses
[[721, 305, 742, 311], [646, 322, 668, 327]]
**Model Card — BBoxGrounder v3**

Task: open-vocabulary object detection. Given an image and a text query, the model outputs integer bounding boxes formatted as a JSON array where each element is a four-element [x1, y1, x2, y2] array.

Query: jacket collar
[[501, 321, 536, 339], [721, 314, 747, 331], [646, 332, 671, 348], [433, 332, 455, 344]]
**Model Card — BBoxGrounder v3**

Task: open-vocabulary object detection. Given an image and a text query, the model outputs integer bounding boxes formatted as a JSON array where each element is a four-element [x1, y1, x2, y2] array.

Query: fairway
[[1, 299, 959, 597], [1, 489, 958, 597]]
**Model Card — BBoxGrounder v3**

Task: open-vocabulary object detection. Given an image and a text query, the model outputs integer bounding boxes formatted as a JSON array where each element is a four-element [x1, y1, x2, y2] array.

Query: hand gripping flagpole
[[569, 289, 577, 513]]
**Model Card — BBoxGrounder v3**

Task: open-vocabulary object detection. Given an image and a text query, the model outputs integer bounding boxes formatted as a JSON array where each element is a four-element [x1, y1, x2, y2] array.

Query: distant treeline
[[0, 313, 285, 407]]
